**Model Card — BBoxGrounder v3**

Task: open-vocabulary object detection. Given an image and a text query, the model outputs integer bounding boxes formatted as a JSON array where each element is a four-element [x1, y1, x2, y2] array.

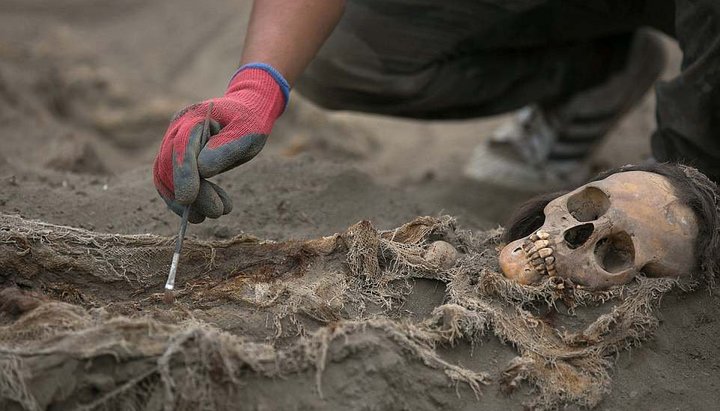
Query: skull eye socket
[[566, 187, 610, 222], [594, 232, 635, 273], [564, 223, 595, 249]]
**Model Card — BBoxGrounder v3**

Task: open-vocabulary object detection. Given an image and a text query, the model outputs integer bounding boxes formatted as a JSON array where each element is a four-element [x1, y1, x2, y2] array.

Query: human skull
[[499, 171, 699, 289]]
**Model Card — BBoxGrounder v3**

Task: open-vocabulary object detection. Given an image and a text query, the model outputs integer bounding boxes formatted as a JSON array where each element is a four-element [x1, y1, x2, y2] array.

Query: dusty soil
[[1, 1, 719, 410]]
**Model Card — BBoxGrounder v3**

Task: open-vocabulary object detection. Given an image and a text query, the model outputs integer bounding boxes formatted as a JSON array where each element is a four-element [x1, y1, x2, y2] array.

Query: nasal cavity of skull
[[566, 187, 610, 222], [594, 232, 635, 273], [564, 223, 595, 249]]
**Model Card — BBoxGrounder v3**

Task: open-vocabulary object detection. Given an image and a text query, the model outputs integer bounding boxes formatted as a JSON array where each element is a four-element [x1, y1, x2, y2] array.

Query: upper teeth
[[522, 230, 556, 276]]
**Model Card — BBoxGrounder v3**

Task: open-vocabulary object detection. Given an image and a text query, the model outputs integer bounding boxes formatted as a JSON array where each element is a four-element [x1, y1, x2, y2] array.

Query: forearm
[[240, 0, 346, 86]]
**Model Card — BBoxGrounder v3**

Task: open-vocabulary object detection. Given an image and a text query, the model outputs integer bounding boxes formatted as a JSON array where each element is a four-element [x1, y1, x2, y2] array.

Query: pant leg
[[652, 0, 720, 182], [297, 0, 667, 120]]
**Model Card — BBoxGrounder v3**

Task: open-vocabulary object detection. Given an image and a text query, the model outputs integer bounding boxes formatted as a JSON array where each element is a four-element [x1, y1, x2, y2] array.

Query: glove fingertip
[[211, 182, 234, 215], [188, 208, 206, 224], [197, 133, 268, 178], [173, 177, 199, 205], [221, 196, 233, 215], [193, 179, 225, 219]]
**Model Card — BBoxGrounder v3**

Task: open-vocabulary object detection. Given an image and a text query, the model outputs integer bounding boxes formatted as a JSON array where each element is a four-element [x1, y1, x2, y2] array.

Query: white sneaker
[[465, 30, 665, 191], [465, 106, 591, 191]]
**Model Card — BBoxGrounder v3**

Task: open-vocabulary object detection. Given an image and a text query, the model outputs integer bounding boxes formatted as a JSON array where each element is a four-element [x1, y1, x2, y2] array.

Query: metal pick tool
[[163, 102, 214, 304]]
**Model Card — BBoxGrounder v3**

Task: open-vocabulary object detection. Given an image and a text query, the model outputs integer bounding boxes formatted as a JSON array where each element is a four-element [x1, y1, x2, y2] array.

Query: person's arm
[[242, 0, 346, 85], [153, 0, 345, 223]]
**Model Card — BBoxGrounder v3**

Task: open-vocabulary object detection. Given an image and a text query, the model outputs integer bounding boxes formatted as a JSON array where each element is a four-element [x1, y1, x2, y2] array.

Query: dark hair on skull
[[503, 163, 720, 285]]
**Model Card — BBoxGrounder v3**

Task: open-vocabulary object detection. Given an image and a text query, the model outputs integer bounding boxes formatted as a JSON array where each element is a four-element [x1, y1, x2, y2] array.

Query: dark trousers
[[296, 0, 720, 181]]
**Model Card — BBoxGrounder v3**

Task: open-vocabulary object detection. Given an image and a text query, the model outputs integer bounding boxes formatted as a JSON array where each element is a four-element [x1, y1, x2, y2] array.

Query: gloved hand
[[153, 64, 290, 223]]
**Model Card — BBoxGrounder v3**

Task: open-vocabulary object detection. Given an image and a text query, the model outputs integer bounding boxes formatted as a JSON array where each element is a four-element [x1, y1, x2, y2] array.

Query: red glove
[[153, 64, 289, 223]]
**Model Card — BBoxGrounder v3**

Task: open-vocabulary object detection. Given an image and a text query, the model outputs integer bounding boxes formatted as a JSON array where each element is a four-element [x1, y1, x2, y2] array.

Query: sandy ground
[[1, 1, 719, 410]]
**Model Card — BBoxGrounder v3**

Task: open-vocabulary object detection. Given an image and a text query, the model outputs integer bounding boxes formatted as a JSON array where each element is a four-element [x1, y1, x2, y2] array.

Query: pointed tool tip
[[163, 289, 175, 305]]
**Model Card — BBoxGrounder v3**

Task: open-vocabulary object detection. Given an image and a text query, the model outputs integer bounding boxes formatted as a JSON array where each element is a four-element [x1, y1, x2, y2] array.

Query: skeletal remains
[[499, 164, 720, 290]]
